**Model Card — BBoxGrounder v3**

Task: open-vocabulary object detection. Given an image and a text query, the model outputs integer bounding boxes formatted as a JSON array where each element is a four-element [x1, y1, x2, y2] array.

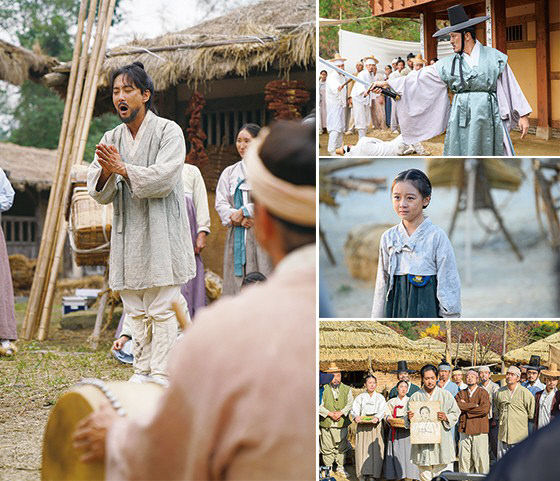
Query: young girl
[[371, 168, 461, 318], [351, 374, 386, 481], [215, 123, 273, 296]]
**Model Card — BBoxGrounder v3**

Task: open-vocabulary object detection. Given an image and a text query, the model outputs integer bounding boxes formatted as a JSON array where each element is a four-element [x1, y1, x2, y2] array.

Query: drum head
[[42, 381, 163, 481]]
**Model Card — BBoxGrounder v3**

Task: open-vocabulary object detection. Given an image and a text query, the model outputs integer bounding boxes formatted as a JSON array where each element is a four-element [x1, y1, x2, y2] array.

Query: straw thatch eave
[[0, 39, 59, 86], [504, 332, 560, 364], [414, 337, 501, 364], [43, 0, 315, 102], [0, 142, 56, 191], [319, 321, 441, 372]]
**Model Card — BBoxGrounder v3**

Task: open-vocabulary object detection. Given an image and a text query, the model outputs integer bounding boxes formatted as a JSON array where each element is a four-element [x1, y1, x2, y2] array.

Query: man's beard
[[120, 107, 140, 124]]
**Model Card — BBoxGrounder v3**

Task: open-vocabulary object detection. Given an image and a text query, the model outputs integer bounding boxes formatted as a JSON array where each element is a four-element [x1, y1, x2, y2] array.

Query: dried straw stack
[[21, 0, 117, 341], [504, 331, 560, 364], [414, 337, 501, 365], [319, 321, 441, 372]]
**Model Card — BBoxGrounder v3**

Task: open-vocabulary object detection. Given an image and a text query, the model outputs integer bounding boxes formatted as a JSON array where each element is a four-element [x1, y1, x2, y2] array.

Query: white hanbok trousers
[[328, 131, 344, 155], [120, 285, 190, 380], [418, 463, 453, 481]]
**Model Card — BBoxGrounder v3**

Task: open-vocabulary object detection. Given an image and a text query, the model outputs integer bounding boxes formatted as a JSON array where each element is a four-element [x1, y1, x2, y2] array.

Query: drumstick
[[171, 302, 189, 331]]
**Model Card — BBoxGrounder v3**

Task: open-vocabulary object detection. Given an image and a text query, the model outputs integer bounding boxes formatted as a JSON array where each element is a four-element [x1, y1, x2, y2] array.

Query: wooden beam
[[506, 14, 536, 26], [423, 8, 438, 62], [551, 22, 560, 31], [551, 71, 560, 80], [535, 0, 551, 138], [506, 40, 536, 48], [491, 0, 507, 52]]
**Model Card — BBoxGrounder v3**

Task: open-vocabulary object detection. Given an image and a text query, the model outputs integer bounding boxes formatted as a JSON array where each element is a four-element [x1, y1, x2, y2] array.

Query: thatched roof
[[414, 337, 501, 365], [504, 332, 560, 364], [319, 321, 441, 372], [0, 39, 58, 86], [45, 0, 315, 96], [0, 142, 56, 191]]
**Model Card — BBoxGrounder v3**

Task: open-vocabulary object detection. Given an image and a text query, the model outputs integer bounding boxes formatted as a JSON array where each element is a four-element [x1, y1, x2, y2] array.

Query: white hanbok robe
[[407, 386, 461, 467], [371, 217, 461, 318], [326, 71, 347, 133], [87, 110, 196, 291], [388, 42, 531, 154], [351, 70, 375, 130], [344, 134, 405, 157]]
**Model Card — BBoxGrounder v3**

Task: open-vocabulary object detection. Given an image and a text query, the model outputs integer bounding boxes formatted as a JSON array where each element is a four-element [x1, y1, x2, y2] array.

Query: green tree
[[0, 0, 121, 161], [319, 0, 420, 59]]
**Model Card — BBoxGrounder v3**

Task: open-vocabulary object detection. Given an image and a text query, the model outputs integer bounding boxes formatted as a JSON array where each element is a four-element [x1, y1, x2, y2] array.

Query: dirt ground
[[319, 129, 560, 157], [320, 158, 558, 318], [0, 303, 130, 481]]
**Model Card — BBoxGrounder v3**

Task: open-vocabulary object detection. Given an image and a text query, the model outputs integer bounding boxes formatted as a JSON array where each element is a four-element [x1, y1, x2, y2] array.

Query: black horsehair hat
[[522, 355, 545, 371], [433, 4, 489, 38], [391, 360, 417, 374]]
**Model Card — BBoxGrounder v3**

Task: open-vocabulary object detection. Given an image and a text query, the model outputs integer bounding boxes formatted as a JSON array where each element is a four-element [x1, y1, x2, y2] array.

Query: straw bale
[[47, 0, 314, 96], [504, 331, 560, 364], [427, 158, 523, 191], [414, 337, 501, 364], [343, 223, 392, 282], [319, 321, 441, 372], [0, 142, 56, 191], [8, 254, 36, 293], [0, 39, 58, 86], [205, 269, 222, 302]]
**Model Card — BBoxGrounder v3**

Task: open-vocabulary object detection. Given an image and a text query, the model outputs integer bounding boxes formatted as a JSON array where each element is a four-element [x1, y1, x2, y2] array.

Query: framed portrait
[[409, 400, 441, 444]]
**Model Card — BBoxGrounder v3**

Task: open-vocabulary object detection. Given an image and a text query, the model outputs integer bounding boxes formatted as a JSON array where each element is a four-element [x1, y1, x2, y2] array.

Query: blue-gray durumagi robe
[[388, 41, 531, 156], [87, 110, 195, 291]]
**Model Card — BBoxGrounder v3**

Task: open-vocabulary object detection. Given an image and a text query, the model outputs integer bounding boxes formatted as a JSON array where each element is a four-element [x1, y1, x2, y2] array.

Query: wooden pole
[[535, 0, 551, 140], [445, 320, 452, 364], [36, 0, 100, 340], [22, 0, 89, 339], [38, 0, 115, 339], [90, 270, 109, 349], [502, 320, 507, 373]]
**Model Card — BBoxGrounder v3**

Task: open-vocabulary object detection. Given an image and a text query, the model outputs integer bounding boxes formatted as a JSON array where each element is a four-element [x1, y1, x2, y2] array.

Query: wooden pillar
[[535, 0, 551, 139], [423, 8, 437, 62], [490, 0, 506, 53]]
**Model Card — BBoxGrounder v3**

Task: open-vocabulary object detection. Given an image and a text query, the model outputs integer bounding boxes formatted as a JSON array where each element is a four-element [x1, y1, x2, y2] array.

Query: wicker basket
[[69, 187, 112, 266]]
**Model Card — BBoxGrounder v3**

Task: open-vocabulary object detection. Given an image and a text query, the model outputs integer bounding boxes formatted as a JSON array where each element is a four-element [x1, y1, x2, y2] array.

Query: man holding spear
[[87, 61, 195, 384]]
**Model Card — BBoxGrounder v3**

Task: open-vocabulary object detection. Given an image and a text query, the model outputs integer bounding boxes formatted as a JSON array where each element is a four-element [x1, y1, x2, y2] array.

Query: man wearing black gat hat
[[388, 360, 421, 399], [372, 4, 531, 156]]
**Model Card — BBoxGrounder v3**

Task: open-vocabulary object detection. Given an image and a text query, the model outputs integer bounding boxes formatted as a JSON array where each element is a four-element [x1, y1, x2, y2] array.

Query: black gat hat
[[433, 4, 489, 38]]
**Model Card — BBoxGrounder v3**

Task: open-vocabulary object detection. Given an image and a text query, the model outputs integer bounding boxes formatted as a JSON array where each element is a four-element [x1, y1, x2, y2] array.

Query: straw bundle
[[319, 321, 441, 372], [205, 269, 223, 302], [504, 331, 560, 364], [343, 223, 392, 283], [264, 80, 310, 119], [8, 254, 36, 293], [427, 159, 523, 191]]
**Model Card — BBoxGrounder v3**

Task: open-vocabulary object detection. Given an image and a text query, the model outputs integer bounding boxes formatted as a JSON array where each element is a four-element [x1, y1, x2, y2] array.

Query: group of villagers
[[320, 356, 560, 481], [3, 60, 317, 479], [322, 4, 532, 158]]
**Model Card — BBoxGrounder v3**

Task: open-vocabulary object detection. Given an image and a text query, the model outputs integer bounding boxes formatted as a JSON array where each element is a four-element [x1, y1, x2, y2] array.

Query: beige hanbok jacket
[[106, 244, 316, 480], [87, 111, 195, 291]]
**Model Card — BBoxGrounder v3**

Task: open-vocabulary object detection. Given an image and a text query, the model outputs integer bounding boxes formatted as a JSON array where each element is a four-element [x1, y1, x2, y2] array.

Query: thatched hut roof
[[414, 337, 501, 365], [319, 321, 441, 372], [0, 39, 59, 86], [504, 332, 560, 364], [0, 142, 56, 191], [45, 0, 315, 97]]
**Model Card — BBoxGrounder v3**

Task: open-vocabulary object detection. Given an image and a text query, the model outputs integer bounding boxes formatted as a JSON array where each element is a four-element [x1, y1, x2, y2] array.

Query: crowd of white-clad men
[[319, 356, 560, 481], [318, 52, 437, 156]]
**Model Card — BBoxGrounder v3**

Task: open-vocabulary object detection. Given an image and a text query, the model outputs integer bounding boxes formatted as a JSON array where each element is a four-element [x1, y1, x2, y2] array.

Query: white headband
[[364, 59, 376, 65], [332, 59, 344, 66], [245, 128, 315, 227]]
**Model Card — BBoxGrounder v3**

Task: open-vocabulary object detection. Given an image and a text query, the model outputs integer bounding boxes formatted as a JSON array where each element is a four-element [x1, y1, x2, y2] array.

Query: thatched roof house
[[414, 337, 501, 366], [0, 143, 57, 258], [0, 142, 56, 192], [319, 321, 441, 372], [504, 332, 560, 365], [43, 0, 315, 114], [0, 39, 58, 86]]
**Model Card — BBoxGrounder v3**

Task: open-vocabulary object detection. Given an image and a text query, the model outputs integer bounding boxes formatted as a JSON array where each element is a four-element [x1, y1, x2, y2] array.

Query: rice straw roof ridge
[[0, 142, 56, 191], [414, 337, 501, 364], [319, 321, 441, 372], [0, 39, 58, 86], [504, 331, 560, 364], [45, 0, 315, 94]]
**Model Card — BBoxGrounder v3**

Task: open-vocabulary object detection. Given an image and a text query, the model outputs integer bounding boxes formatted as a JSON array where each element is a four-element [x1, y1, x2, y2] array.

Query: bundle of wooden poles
[[21, 0, 117, 341]]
